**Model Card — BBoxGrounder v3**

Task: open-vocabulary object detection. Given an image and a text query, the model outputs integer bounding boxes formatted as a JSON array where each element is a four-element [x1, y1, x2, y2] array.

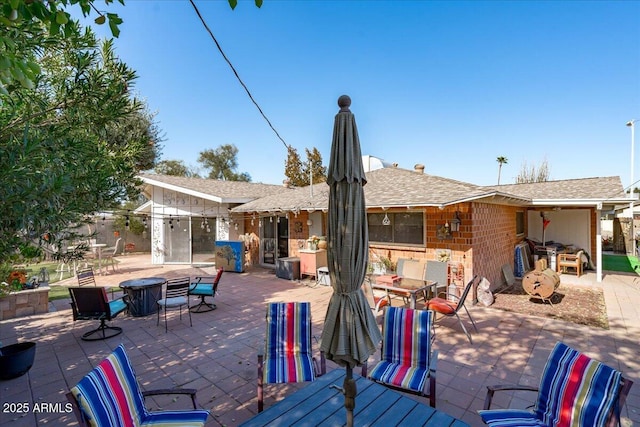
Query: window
[[368, 212, 424, 245], [516, 211, 525, 236]]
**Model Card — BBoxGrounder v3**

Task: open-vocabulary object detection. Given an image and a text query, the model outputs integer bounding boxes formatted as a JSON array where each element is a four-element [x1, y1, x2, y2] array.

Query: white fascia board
[[138, 176, 257, 204], [133, 200, 152, 214], [530, 199, 630, 207]]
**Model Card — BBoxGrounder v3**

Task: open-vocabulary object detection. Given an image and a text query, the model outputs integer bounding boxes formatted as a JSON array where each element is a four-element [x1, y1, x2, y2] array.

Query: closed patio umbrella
[[320, 95, 382, 426]]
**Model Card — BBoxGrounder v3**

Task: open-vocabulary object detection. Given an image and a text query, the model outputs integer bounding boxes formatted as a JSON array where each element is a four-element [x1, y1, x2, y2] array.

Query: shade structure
[[320, 95, 382, 426]]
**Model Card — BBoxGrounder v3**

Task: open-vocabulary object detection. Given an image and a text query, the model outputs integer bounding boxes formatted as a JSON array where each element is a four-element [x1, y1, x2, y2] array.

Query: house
[[137, 166, 632, 286], [136, 174, 282, 265]]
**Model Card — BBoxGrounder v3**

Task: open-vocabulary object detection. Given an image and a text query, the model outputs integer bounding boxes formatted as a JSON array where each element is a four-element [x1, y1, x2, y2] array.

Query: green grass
[[602, 254, 640, 274]]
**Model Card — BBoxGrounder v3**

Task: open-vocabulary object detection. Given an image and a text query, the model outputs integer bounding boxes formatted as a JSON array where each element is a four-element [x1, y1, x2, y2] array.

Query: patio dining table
[[241, 368, 468, 426], [371, 276, 437, 309]]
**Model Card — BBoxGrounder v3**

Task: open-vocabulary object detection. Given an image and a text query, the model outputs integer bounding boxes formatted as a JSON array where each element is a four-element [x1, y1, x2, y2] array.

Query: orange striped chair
[[479, 341, 633, 427], [257, 302, 326, 412], [368, 306, 437, 407]]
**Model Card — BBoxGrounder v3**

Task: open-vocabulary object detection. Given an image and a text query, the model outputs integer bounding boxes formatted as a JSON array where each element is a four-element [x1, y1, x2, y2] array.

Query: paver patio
[[1, 254, 638, 426]]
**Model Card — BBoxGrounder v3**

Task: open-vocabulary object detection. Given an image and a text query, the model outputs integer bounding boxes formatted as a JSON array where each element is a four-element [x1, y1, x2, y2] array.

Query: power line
[[189, 0, 289, 150]]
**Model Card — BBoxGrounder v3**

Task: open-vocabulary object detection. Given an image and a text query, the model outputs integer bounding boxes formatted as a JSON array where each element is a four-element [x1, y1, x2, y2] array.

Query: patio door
[[163, 216, 190, 263], [261, 216, 288, 265], [192, 217, 216, 264]]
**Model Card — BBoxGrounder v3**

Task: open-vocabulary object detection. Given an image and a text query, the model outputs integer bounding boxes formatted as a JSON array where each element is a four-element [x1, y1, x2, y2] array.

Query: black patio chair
[[68, 287, 127, 341]]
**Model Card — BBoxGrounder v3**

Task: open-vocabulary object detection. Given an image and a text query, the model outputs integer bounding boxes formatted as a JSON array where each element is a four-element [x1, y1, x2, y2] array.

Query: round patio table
[[119, 277, 166, 317]]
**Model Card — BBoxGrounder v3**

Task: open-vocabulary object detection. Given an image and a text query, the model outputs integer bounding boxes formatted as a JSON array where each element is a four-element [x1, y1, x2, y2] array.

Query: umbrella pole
[[344, 365, 356, 427]]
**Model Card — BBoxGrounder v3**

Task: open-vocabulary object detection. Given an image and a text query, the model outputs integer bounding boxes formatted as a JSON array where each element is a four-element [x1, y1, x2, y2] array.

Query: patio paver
[[0, 254, 638, 426]]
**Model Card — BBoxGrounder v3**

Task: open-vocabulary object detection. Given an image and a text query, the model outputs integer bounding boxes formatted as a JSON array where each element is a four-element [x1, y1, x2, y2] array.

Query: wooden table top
[[240, 368, 469, 427]]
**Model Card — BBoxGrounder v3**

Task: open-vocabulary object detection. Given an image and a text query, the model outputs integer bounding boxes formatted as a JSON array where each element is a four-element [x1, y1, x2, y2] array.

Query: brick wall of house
[[470, 202, 525, 289]]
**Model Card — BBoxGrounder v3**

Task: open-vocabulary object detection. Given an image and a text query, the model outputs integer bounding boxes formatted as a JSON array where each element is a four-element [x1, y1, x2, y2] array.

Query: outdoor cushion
[[425, 297, 457, 315], [70, 344, 208, 427], [263, 302, 315, 384], [368, 307, 432, 393], [188, 283, 212, 296], [479, 341, 623, 427], [108, 298, 127, 317], [158, 296, 188, 308]]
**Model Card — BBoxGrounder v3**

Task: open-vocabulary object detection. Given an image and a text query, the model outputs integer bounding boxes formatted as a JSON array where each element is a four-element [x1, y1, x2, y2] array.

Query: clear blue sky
[[82, 1, 640, 188]]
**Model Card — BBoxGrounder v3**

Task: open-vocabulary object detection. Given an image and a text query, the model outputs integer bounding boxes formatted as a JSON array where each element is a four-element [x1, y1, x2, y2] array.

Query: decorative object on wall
[[436, 223, 452, 240], [294, 221, 303, 233], [436, 249, 451, 262]]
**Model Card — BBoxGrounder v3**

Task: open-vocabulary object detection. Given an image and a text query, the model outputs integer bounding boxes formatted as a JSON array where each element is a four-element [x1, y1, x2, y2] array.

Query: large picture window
[[368, 212, 424, 245]]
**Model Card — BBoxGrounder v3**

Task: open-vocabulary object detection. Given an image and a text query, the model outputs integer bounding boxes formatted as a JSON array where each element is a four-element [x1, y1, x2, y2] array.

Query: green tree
[[496, 156, 508, 185], [284, 146, 305, 186], [284, 146, 326, 186], [303, 147, 326, 185], [516, 158, 551, 183], [155, 160, 199, 177], [0, 22, 157, 262], [198, 144, 251, 182], [0, 0, 261, 93]]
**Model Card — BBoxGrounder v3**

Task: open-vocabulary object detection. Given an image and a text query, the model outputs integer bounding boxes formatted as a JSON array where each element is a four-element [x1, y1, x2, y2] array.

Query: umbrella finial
[[338, 95, 351, 112]]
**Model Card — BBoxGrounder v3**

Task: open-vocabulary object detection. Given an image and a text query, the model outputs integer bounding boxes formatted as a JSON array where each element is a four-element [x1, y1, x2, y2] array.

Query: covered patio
[[1, 254, 638, 426]]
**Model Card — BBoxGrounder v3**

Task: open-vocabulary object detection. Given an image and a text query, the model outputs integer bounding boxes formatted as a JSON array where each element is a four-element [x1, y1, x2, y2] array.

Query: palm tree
[[496, 156, 508, 185]]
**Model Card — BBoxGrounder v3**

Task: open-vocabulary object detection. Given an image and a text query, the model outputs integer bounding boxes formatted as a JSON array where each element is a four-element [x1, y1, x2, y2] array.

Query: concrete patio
[[1, 254, 638, 426]]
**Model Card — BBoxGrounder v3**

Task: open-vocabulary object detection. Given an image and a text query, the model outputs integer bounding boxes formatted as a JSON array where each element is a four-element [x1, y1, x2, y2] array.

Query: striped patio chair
[[479, 341, 633, 427], [368, 306, 438, 407], [66, 344, 209, 427], [257, 302, 326, 412]]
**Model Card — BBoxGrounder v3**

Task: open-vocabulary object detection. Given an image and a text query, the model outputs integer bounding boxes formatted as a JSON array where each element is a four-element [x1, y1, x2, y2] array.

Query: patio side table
[[119, 277, 165, 317]]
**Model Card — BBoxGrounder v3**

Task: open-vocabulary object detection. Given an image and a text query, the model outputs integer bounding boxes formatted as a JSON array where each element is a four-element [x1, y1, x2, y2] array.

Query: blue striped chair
[[66, 344, 209, 427], [479, 341, 633, 427], [257, 302, 326, 412], [368, 306, 438, 407]]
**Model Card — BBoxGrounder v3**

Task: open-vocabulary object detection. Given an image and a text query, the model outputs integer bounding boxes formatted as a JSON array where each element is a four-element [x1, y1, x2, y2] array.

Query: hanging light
[[234, 222, 239, 231], [450, 211, 462, 232], [125, 214, 130, 231], [143, 216, 148, 229], [101, 216, 106, 227], [382, 213, 391, 226]]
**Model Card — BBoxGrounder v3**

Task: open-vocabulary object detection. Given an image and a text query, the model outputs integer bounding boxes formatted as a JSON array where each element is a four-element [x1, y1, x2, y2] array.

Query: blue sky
[[83, 1, 640, 188]]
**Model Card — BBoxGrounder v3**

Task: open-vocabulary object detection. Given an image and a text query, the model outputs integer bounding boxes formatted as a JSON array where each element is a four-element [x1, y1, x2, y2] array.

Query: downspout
[[596, 203, 603, 283]]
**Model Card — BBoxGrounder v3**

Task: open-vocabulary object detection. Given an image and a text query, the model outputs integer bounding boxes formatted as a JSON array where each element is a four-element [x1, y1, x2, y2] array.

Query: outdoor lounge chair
[[67, 344, 209, 427], [188, 268, 223, 313], [157, 276, 192, 332], [425, 275, 479, 344], [257, 302, 326, 412], [68, 287, 127, 341], [479, 341, 634, 427], [368, 306, 438, 407]]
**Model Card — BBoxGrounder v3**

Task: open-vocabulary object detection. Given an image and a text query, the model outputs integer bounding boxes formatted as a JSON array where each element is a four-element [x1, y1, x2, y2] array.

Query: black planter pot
[[0, 342, 36, 380]]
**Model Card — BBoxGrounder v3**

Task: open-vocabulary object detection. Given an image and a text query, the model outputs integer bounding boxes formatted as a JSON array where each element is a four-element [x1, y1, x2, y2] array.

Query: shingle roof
[[232, 167, 509, 213], [485, 176, 626, 200], [139, 170, 628, 214], [138, 173, 283, 202]]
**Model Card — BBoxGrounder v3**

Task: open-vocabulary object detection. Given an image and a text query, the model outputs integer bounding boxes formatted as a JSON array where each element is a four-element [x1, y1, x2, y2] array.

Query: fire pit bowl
[[0, 342, 36, 380]]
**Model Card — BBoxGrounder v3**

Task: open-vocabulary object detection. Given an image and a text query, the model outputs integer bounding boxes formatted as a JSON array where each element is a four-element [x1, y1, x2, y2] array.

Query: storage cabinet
[[299, 249, 327, 279]]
